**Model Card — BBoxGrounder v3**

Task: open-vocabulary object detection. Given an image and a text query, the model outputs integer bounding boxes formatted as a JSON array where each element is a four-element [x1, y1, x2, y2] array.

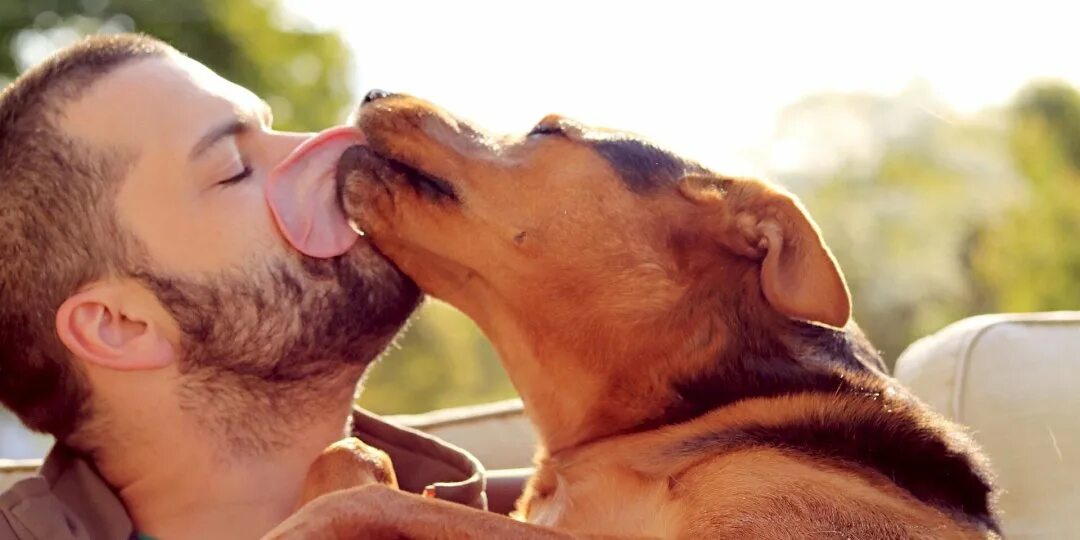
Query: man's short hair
[[0, 33, 170, 442]]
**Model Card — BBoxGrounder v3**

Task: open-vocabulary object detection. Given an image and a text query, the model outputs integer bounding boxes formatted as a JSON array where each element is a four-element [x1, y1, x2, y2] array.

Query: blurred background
[[2, 0, 1078, 457]]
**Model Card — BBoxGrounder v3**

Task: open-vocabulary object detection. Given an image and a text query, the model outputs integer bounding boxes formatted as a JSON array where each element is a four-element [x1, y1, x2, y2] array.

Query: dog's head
[[338, 93, 849, 343]]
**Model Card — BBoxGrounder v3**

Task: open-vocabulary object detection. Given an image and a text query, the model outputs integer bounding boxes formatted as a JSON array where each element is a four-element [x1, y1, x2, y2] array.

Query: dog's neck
[[481, 298, 885, 456]]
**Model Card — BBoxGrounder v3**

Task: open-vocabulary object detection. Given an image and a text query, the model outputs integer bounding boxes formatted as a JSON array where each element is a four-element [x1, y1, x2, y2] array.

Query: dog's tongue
[[266, 126, 365, 258]]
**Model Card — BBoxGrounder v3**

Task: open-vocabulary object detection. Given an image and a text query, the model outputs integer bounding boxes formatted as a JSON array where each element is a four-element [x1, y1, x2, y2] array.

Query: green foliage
[[970, 83, 1080, 312], [784, 91, 1021, 363], [1013, 83, 1080, 169], [0, 0, 351, 131], [788, 83, 1077, 365]]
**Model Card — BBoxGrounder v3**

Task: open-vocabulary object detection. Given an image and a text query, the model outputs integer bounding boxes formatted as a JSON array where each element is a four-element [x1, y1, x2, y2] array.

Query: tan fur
[[520, 394, 980, 539], [281, 95, 997, 538], [296, 437, 397, 509]]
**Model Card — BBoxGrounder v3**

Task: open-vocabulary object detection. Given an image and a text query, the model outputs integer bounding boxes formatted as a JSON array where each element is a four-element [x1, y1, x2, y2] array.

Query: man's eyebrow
[[189, 118, 251, 160]]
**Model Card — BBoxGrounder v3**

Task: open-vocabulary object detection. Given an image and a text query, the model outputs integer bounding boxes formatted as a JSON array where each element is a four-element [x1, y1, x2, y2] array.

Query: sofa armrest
[[894, 311, 1080, 538], [0, 459, 40, 492]]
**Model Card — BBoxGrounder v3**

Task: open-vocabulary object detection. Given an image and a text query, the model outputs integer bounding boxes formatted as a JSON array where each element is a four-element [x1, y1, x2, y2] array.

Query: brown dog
[[296, 437, 398, 509], [270, 93, 1000, 539]]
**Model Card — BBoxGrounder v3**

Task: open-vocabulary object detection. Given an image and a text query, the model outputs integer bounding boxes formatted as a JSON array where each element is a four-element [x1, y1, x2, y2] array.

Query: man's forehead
[[60, 52, 262, 151], [169, 53, 263, 109]]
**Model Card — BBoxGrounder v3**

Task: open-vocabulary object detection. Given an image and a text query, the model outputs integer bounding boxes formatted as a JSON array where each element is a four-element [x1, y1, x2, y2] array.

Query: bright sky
[[289, 0, 1077, 175]]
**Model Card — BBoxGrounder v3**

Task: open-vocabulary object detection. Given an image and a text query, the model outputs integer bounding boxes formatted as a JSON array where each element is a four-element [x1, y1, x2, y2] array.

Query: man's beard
[[131, 249, 421, 456]]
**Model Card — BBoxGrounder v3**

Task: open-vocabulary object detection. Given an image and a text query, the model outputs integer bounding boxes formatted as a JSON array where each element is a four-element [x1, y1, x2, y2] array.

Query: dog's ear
[[680, 175, 851, 328]]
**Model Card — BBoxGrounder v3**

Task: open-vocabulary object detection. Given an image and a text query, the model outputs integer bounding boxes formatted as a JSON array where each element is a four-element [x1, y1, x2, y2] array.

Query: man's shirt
[[0, 408, 486, 539]]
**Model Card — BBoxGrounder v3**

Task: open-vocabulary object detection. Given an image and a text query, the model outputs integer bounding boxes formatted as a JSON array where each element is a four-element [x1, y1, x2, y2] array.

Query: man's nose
[[267, 131, 314, 167]]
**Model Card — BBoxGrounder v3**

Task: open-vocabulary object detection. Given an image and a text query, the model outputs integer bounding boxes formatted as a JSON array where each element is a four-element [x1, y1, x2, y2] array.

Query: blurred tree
[[1, 0, 515, 416], [970, 82, 1080, 312], [0, 0, 352, 131], [769, 87, 1021, 363], [770, 82, 1079, 364]]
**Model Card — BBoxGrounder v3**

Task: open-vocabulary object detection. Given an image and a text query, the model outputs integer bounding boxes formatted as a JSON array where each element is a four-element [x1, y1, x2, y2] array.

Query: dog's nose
[[363, 89, 394, 104]]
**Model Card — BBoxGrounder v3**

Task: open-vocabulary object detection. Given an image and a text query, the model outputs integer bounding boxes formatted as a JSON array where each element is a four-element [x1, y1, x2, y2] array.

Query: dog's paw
[[296, 437, 398, 509]]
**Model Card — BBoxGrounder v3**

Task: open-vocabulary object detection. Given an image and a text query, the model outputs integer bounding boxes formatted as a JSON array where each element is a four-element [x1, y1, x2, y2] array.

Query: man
[[0, 33, 490, 539]]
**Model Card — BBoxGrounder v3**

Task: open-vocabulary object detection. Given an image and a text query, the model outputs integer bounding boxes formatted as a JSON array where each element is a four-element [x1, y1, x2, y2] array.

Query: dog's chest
[[524, 467, 677, 536]]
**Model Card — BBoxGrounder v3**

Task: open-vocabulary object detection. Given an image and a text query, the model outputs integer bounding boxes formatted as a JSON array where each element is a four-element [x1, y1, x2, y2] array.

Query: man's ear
[[56, 282, 175, 371], [681, 175, 851, 328]]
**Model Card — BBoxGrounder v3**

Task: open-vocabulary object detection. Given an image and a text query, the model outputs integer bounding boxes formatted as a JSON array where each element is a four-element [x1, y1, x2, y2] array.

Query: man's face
[[60, 52, 419, 449]]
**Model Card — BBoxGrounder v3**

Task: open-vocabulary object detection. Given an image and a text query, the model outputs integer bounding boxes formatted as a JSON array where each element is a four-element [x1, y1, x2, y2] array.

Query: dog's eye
[[527, 124, 565, 137]]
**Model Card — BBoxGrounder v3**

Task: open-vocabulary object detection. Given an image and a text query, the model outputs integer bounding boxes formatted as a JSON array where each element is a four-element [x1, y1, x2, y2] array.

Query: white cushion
[[894, 312, 1080, 539]]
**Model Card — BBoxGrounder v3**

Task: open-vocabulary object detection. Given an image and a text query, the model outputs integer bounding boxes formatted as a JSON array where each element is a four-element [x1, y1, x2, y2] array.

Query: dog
[[296, 437, 398, 509], [268, 92, 1000, 539]]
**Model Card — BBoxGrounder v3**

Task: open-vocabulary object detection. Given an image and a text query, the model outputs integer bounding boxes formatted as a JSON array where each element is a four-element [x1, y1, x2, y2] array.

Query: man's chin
[[147, 237, 421, 379], [284, 240, 422, 372], [148, 242, 422, 455], [337, 239, 423, 333]]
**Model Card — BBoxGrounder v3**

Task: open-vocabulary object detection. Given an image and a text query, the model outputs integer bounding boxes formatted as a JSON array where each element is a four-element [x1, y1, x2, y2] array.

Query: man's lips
[[265, 126, 366, 258]]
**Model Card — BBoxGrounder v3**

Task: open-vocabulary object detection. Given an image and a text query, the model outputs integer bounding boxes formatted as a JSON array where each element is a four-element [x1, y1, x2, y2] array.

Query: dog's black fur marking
[[590, 138, 692, 193], [671, 400, 999, 534], [657, 316, 999, 533]]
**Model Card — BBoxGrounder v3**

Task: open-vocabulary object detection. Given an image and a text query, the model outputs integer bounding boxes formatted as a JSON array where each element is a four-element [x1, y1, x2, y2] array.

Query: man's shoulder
[[1, 459, 43, 538], [0, 472, 71, 540], [0, 458, 42, 495], [0, 447, 133, 540]]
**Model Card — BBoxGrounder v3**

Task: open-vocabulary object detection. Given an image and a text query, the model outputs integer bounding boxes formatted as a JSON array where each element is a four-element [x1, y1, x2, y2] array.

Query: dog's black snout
[[363, 89, 394, 104]]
